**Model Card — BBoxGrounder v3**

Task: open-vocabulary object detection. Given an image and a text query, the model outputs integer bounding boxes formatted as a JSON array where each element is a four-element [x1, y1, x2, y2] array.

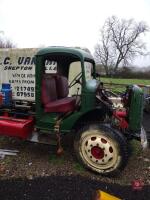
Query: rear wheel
[[74, 124, 128, 175]]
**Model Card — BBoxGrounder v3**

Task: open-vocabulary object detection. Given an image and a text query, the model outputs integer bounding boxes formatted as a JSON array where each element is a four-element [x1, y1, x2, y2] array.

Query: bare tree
[[0, 31, 15, 48], [94, 16, 149, 76], [94, 24, 115, 75]]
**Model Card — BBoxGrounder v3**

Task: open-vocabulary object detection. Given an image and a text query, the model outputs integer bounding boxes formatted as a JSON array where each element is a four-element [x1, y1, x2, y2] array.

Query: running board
[[27, 131, 57, 145]]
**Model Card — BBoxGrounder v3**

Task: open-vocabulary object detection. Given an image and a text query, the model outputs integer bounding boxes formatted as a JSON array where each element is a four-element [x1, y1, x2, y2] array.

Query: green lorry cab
[[0, 46, 147, 175]]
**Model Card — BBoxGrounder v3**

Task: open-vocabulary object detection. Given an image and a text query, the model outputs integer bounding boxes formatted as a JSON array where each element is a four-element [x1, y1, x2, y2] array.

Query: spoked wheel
[[74, 124, 128, 175]]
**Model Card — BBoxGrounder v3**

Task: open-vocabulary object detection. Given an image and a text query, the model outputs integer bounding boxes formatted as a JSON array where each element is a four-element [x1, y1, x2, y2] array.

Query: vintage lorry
[[0, 47, 148, 175]]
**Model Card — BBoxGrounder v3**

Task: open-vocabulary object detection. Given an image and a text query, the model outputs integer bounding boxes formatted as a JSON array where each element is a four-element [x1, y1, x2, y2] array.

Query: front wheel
[[74, 124, 128, 175]]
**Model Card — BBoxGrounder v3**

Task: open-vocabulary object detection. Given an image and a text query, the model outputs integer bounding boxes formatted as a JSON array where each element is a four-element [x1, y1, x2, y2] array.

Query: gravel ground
[[0, 113, 150, 200]]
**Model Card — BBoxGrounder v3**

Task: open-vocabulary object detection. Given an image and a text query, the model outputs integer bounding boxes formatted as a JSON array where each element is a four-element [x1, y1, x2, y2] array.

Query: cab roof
[[36, 46, 94, 63]]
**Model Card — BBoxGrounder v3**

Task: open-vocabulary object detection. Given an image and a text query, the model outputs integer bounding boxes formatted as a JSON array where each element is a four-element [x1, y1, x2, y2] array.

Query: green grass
[[49, 154, 86, 172], [100, 77, 150, 93], [49, 154, 65, 165], [129, 140, 142, 156], [73, 162, 85, 172], [101, 77, 150, 85]]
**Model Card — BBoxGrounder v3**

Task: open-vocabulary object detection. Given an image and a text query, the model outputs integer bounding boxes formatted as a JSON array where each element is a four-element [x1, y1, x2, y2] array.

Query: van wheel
[[74, 124, 128, 175]]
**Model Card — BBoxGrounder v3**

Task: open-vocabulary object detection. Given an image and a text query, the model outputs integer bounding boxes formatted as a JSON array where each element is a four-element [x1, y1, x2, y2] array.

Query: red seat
[[41, 75, 57, 105], [44, 97, 76, 112], [41, 75, 76, 113]]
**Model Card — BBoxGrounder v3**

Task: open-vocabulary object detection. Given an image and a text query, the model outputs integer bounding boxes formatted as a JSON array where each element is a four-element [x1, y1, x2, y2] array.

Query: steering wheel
[[69, 72, 82, 88], [96, 83, 113, 106]]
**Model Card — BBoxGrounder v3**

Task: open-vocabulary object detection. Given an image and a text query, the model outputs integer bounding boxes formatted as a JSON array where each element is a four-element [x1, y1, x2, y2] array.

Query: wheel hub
[[91, 146, 104, 159], [81, 131, 118, 170]]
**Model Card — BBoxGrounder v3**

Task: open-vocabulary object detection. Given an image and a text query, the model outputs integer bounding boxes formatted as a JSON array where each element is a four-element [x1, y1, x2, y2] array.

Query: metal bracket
[[54, 119, 62, 133]]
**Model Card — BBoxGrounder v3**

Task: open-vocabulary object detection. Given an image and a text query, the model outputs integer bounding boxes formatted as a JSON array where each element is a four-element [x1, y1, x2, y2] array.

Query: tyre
[[74, 124, 128, 175]]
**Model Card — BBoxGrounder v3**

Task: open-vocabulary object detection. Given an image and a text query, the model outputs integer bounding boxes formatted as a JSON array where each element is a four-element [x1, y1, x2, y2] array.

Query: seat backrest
[[56, 76, 69, 99], [41, 75, 57, 105]]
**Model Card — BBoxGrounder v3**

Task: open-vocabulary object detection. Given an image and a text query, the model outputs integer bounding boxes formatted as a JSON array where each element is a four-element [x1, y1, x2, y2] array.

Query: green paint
[[128, 85, 143, 132], [35, 47, 97, 133], [34, 46, 143, 137]]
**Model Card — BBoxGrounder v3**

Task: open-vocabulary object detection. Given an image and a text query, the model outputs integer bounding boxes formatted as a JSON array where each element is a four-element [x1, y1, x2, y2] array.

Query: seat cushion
[[41, 76, 57, 105], [55, 75, 69, 98], [44, 97, 76, 113]]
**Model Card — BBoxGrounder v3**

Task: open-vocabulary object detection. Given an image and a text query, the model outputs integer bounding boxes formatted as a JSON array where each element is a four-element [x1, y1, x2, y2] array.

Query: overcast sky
[[0, 0, 150, 66]]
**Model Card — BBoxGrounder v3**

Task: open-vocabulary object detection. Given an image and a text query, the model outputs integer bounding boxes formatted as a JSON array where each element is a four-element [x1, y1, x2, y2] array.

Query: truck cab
[[0, 46, 146, 176], [35, 47, 100, 132]]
